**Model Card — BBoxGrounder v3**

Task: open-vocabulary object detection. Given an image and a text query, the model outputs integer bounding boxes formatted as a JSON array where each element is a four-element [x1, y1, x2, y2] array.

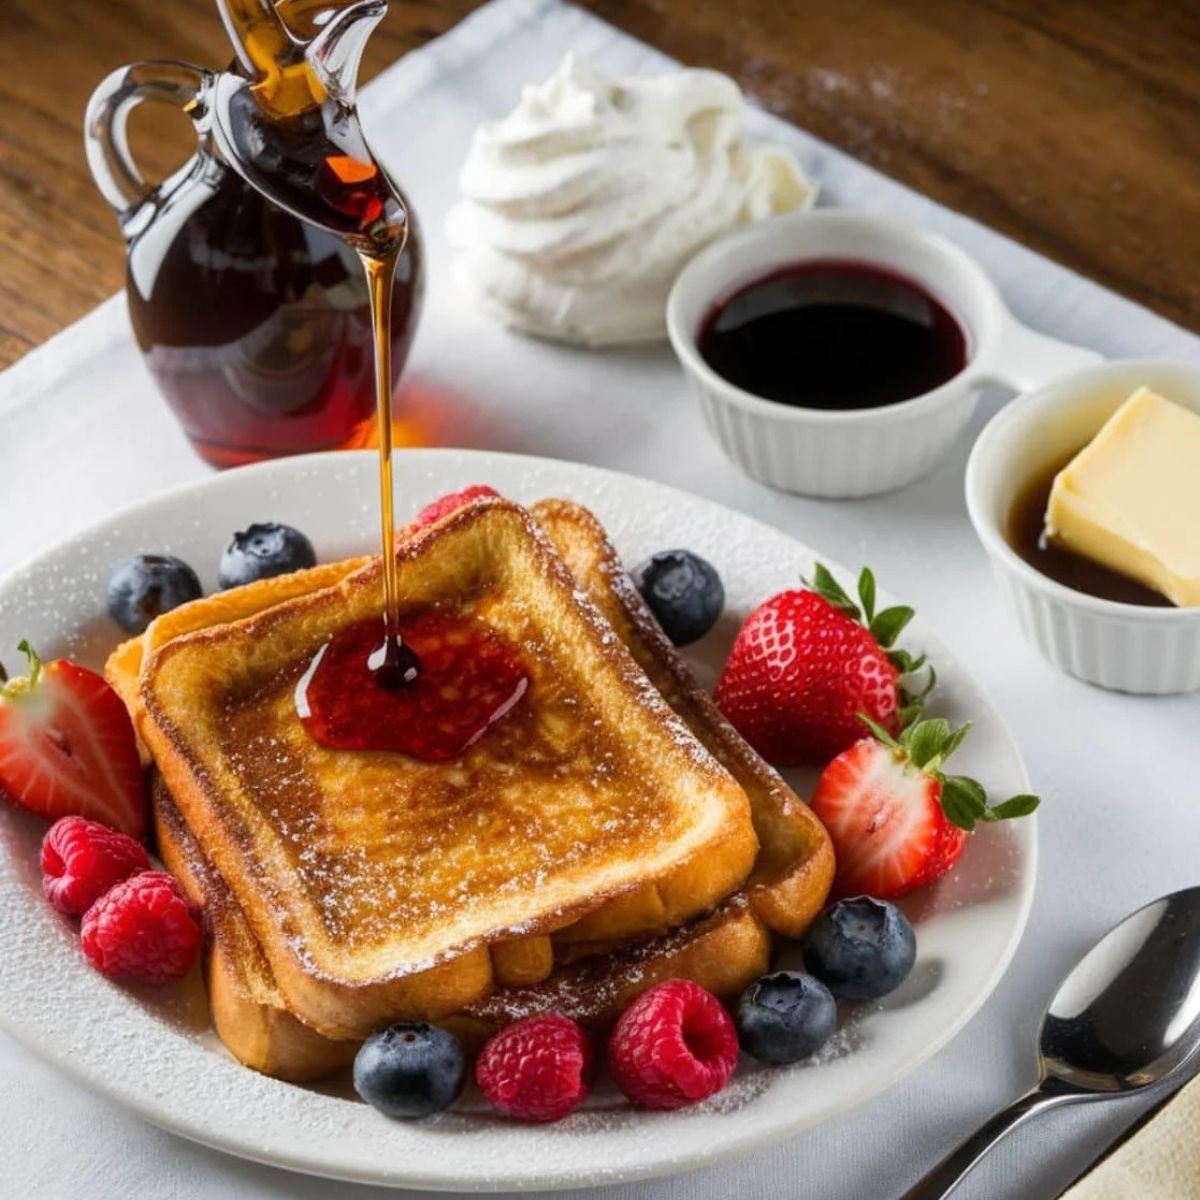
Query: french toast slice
[[137, 499, 758, 1039], [132, 495, 832, 1078]]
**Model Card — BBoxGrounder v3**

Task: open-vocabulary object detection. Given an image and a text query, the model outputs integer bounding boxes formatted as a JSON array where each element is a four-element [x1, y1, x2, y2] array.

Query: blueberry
[[633, 550, 724, 645], [803, 897, 916, 1001], [106, 555, 203, 634], [736, 971, 837, 1065], [217, 522, 316, 589], [353, 1022, 465, 1119]]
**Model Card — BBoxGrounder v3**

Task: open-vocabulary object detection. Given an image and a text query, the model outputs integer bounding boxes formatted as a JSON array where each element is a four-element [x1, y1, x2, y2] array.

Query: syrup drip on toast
[[295, 615, 530, 759], [358, 241, 422, 686]]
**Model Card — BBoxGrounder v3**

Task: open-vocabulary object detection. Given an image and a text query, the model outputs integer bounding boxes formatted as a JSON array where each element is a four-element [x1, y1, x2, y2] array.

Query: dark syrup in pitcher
[[126, 164, 423, 468], [698, 259, 967, 409]]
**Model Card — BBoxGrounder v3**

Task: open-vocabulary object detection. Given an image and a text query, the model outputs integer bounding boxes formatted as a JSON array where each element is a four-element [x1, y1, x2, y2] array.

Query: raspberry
[[80, 870, 202, 985], [411, 486, 499, 531], [40, 815, 150, 915], [475, 1013, 591, 1122], [608, 980, 738, 1110]]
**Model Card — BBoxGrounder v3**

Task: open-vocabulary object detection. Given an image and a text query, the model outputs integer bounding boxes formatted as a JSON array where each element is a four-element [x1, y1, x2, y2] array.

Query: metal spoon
[[899, 886, 1200, 1200]]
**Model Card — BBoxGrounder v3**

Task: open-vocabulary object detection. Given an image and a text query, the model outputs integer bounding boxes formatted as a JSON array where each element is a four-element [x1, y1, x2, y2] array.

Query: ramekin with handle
[[666, 210, 1102, 498], [965, 360, 1200, 695]]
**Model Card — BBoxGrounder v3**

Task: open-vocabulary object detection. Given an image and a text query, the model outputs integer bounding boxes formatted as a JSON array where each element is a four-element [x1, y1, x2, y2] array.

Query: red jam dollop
[[295, 614, 529, 760]]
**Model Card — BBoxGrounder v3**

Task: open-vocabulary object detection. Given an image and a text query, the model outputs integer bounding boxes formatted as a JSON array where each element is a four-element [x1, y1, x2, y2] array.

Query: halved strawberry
[[810, 716, 1038, 899], [714, 563, 933, 767], [0, 643, 147, 839]]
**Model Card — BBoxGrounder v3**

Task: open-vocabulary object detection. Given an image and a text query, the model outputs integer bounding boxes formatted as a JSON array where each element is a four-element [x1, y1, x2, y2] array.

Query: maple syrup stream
[[359, 242, 421, 686]]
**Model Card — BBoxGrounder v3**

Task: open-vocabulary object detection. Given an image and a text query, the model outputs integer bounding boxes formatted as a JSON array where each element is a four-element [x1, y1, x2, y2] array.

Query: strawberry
[[410, 486, 499, 532], [0, 642, 147, 839], [714, 564, 932, 766], [810, 716, 1039, 899]]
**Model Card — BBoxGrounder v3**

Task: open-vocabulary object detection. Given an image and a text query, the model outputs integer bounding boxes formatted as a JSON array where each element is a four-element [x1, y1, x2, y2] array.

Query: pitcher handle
[[84, 60, 212, 235]]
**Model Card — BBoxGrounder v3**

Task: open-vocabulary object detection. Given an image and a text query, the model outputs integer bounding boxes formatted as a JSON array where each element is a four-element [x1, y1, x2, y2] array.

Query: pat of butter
[[1045, 387, 1200, 607]]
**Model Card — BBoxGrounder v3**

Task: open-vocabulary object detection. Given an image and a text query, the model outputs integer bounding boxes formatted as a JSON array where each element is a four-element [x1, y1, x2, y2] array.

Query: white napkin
[[2, 2, 1200, 1198], [1062, 1077, 1200, 1200]]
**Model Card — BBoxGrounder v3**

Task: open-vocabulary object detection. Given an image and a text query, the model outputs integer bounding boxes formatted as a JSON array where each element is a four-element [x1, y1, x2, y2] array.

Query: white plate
[[0, 449, 1036, 1192]]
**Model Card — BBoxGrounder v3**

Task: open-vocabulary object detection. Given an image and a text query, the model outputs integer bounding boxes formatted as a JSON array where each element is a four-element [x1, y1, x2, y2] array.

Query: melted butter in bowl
[[1035, 388, 1200, 608], [1006, 448, 1174, 609], [966, 360, 1200, 694]]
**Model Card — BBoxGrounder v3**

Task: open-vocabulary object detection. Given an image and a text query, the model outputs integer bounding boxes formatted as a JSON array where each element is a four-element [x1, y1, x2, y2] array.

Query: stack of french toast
[[105, 495, 833, 1082]]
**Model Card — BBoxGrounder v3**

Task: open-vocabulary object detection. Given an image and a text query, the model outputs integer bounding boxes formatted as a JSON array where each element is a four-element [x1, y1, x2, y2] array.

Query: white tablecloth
[[2, 1, 1199, 1196]]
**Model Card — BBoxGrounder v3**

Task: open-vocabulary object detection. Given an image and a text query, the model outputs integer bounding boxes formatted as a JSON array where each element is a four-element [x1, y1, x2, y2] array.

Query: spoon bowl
[[901, 887, 1200, 1198], [1041, 888, 1200, 1093]]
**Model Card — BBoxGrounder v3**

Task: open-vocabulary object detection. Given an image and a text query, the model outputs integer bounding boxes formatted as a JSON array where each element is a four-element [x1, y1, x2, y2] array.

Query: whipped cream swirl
[[446, 54, 816, 347]]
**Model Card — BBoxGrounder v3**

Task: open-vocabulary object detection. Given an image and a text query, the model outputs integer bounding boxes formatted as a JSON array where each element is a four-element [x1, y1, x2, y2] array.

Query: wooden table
[[1, 0, 1196, 368]]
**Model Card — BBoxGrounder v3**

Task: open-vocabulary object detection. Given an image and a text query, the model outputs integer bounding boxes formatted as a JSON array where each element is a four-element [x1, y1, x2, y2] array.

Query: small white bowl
[[966, 360, 1200, 694], [667, 210, 1101, 498]]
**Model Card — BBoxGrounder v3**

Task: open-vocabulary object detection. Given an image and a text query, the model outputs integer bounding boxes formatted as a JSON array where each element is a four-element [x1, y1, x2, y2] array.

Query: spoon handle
[[897, 1087, 1076, 1200]]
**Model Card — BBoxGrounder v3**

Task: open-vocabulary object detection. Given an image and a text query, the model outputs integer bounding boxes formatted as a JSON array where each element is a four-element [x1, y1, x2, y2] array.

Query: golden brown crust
[[137, 499, 757, 1039], [559, 811, 760, 942], [154, 781, 359, 1080], [530, 499, 835, 938], [163, 741, 766, 1068], [491, 937, 555, 988], [446, 896, 771, 1046]]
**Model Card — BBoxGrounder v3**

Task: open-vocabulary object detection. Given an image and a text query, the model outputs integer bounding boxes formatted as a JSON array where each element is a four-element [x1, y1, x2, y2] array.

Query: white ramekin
[[966, 360, 1200, 695], [666, 210, 1102, 498]]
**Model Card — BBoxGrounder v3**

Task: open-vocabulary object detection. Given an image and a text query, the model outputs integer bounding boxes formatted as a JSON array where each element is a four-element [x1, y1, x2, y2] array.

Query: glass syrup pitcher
[[84, 0, 423, 468]]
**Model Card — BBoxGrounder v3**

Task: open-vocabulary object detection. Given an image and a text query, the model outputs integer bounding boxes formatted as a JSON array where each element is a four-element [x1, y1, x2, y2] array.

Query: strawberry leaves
[[853, 567, 915, 652], [807, 564, 914, 648], [807, 563, 860, 619], [942, 778, 1041, 832], [858, 714, 1041, 833], [987, 794, 1042, 821], [903, 717, 954, 769], [869, 606, 916, 651], [940, 776, 989, 829], [857, 566, 876, 624], [805, 562, 933, 725], [16, 640, 41, 688]]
